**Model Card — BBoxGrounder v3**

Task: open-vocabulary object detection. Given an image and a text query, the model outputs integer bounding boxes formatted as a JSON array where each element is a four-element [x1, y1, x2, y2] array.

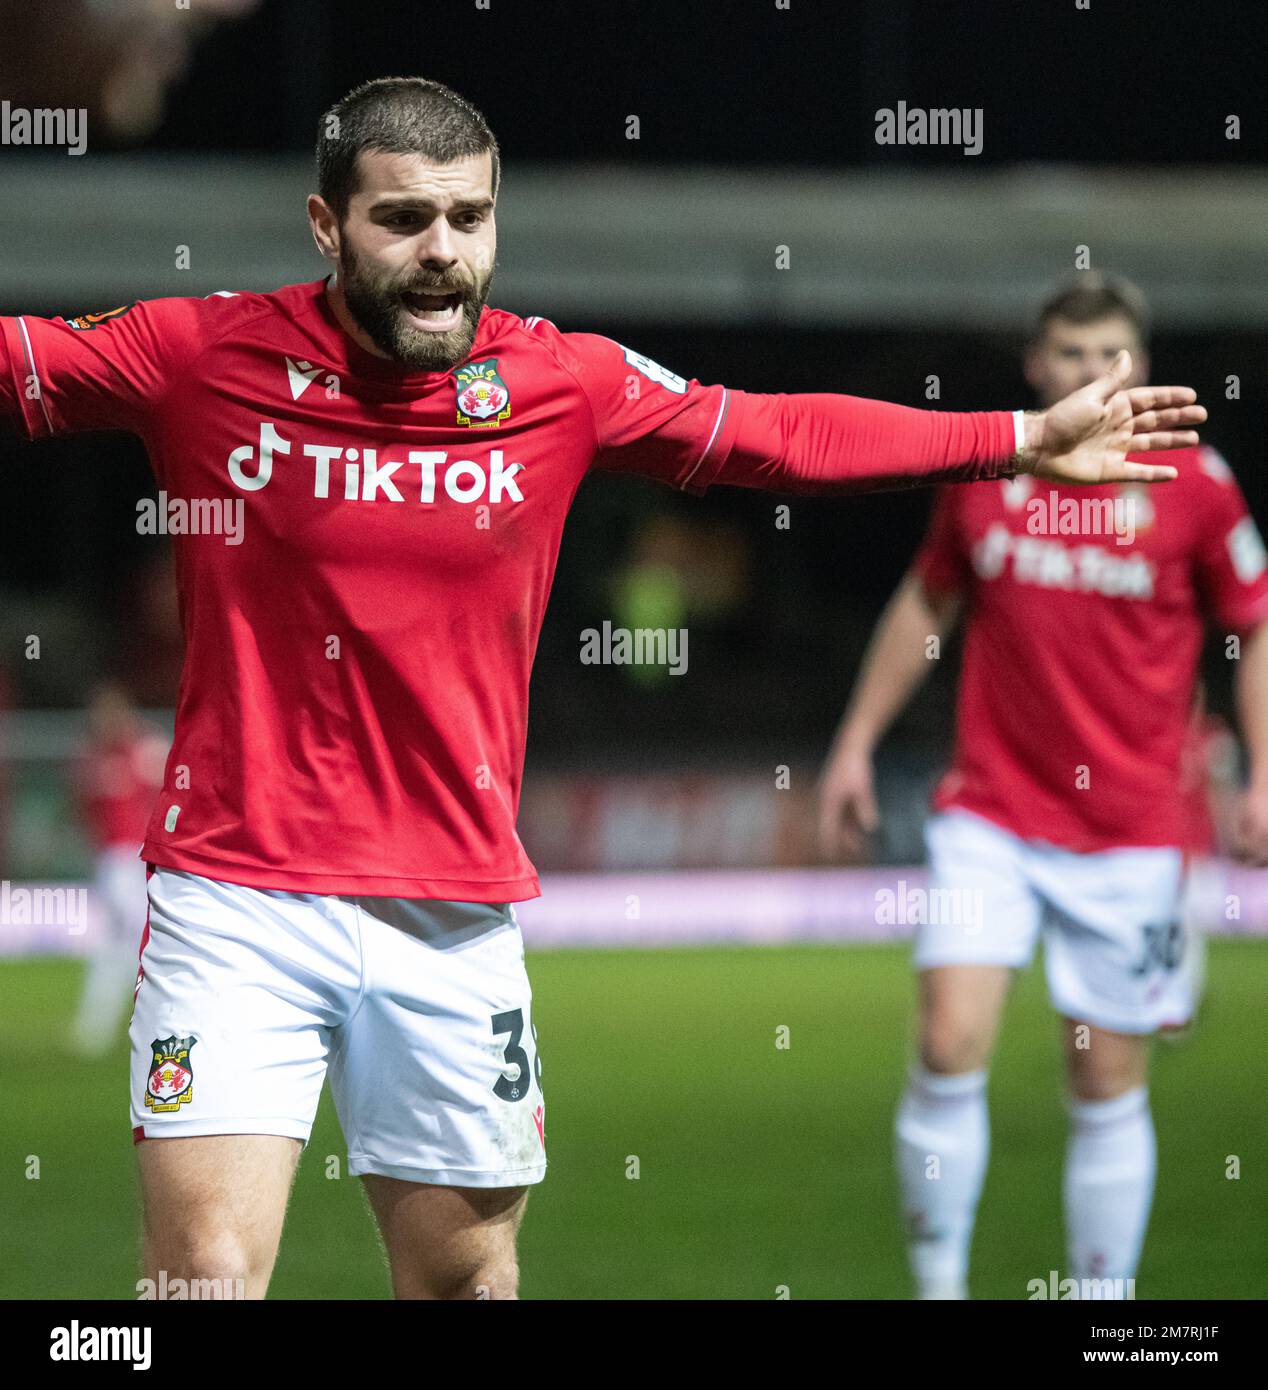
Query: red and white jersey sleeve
[[526, 322, 1018, 497], [1189, 447, 1268, 634], [523, 323, 742, 493], [0, 297, 226, 440]]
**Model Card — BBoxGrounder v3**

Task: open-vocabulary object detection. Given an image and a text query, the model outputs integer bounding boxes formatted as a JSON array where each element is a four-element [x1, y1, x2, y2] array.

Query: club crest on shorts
[[454, 358, 511, 427], [145, 1035, 197, 1112]]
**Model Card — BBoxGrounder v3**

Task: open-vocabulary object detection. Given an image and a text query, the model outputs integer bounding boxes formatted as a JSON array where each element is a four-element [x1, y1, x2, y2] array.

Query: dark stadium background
[[4, 0, 1267, 796], [2, 0, 1268, 1306]]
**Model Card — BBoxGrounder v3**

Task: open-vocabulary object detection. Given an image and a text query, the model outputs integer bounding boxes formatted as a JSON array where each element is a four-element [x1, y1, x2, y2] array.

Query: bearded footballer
[[0, 79, 1207, 1299]]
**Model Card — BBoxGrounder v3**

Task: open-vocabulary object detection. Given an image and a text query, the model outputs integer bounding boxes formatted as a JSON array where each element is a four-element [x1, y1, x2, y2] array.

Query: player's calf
[[1058, 1020, 1156, 1286]]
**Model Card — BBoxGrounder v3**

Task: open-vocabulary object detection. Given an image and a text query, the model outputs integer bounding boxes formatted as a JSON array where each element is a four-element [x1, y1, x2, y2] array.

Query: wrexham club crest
[[454, 358, 511, 428], [145, 1035, 196, 1113]]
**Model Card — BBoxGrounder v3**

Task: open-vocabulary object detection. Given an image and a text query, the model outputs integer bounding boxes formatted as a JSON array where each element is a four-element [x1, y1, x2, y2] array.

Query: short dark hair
[[316, 77, 500, 218], [1033, 273, 1151, 346]]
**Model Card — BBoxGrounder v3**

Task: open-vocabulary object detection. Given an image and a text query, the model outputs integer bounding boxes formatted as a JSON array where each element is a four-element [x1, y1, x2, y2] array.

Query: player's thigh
[[130, 868, 348, 1145], [1034, 845, 1189, 1037], [917, 811, 1043, 967], [329, 899, 544, 1299], [329, 898, 546, 1189], [129, 869, 353, 1293], [361, 1177, 528, 1299], [1061, 1017, 1151, 1101], [136, 1133, 302, 1295], [917, 964, 1013, 1072], [915, 811, 1041, 1071]]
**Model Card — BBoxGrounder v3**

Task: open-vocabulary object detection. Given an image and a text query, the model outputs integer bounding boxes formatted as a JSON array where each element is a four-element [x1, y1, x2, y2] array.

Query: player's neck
[[324, 275, 394, 361]]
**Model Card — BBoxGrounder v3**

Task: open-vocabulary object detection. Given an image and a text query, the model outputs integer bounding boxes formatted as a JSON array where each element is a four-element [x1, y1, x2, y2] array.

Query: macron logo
[[286, 357, 322, 402]]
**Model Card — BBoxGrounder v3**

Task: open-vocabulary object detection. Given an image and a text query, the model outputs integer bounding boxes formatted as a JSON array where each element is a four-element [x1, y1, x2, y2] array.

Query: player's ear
[[307, 194, 340, 260]]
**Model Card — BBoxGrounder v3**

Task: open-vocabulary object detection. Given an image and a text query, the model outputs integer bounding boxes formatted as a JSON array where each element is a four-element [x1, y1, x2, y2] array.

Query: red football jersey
[[914, 452, 1268, 850], [1, 280, 1016, 898], [79, 729, 169, 850]]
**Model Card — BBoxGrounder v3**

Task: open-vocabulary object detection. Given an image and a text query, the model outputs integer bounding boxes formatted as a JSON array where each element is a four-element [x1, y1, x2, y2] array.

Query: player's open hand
[[1021, 351, 1206, 485], [817, 740, 879, 862]]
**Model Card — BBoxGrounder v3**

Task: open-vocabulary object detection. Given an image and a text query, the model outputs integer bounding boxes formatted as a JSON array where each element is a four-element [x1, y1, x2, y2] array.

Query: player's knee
[[920, 1013, 993, 1073], [1066, 1055, 1143, 1102], [467, 1255, 519, 1300], [402, 1254, 519, 1301], [1064, 1025, 1148, 1101], [146, 1224, 256, 1290]]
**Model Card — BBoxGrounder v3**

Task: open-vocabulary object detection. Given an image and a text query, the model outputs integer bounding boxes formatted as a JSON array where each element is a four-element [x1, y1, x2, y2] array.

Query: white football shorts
[[129, 867, 546, 1187], [916, 809, 1193, 1034]]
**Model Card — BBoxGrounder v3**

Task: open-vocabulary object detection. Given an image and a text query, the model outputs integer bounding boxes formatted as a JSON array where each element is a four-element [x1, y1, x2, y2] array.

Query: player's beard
[[336, 241, 494, 372]]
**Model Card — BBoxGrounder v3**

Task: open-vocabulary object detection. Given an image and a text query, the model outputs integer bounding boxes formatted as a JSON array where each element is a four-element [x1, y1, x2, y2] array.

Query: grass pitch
[[2, 941, 1264, 1299]]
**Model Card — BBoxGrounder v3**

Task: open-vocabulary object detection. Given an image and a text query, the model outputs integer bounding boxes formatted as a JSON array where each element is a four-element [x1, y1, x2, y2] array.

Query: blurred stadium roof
[[5, 157, 1268, 329]]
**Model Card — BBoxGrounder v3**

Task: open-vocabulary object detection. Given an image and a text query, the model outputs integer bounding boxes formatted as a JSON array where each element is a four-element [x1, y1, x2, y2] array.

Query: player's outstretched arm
[[817, 572, 962, 861], [1018, 350, 1205, 484], [700, 350, 1204, 497], [0, 300, 205, 442]]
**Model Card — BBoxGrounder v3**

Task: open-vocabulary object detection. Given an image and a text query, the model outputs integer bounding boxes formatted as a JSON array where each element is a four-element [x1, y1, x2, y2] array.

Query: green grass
[[2, 942, 1265, 1299]]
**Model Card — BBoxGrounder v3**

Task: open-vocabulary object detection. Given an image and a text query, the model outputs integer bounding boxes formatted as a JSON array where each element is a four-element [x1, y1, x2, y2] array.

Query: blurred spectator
[[609, 512, 753, 688], [70, 681, 166, 1056]]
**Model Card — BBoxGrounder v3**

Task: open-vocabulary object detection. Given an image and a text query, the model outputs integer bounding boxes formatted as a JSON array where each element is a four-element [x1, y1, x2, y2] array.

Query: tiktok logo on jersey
[[225, 422, 525, 504], [971, 523, 1155, 599]]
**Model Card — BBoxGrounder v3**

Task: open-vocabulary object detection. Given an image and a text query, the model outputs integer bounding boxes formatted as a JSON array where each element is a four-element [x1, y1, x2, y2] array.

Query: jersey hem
[[931, 799, 1185, 854], [141, 843, 543, 901]]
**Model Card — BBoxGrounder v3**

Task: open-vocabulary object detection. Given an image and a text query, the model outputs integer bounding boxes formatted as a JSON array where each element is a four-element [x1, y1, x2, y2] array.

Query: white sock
[[1064, 1086, 1155, 1289], [895, 1064, 989, 1297]]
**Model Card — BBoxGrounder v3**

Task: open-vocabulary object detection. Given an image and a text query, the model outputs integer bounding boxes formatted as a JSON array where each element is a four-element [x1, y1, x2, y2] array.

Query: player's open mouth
[[400, 289, 464, 331]]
